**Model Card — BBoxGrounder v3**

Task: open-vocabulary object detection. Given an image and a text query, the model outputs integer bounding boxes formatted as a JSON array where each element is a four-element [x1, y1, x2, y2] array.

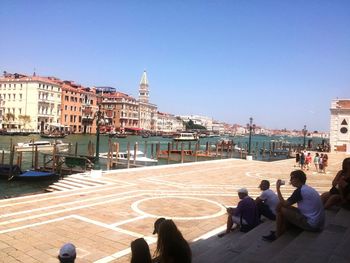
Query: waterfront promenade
[[0, 152, 347, 262]]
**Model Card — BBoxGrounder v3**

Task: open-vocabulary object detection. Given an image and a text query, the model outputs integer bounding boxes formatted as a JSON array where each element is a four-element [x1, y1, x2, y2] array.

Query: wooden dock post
[[205, 142, 209, 156], [34, 145, 39, 171], [151, 143, 154, 159], [144, 141, 148, 157], [133, 142, 138, 165], [17, 152, 23, 169], [195, 142, 199, 162], [127, 142, 131, 169], [167, 142, 171, 164], [75, 142, 79, 156], [114, 142, 119, 168], [8, 145, 15, 179], [229, 140, 234, 158], [220, 141, 224, 159], [180, 143, 184, 163], [52, 144, 57, 173], [215, 142, 219, 157], [156, 142, 160, 159]]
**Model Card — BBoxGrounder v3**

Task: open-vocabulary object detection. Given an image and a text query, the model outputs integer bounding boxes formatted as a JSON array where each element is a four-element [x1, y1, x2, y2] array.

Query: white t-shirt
[[259, 189, 279, 215]]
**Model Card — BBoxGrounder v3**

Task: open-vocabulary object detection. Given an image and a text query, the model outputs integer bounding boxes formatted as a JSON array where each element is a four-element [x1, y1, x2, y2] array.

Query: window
[[65, 105, 68, 110]]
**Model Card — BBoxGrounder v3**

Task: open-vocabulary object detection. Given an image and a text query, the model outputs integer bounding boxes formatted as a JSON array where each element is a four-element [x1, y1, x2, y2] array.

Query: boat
[[0, 164, 57, 180], [99, 150, 158, 166], [173, 132, 199, 142], [109, 132, 128, 138], [40, 132, 67, 139], [15, 140, 69, 152]]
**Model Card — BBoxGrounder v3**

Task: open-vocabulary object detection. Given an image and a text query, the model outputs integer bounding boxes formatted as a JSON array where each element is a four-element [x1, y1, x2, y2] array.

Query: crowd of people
[[295, 151, 329, 173], [57, 156, 350, 262]]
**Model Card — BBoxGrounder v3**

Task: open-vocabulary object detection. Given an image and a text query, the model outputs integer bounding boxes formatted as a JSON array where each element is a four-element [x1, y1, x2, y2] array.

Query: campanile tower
[[139, 70, 149, 103]]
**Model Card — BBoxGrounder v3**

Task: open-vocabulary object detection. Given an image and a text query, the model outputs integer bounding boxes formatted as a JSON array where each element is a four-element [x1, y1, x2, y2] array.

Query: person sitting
[[58, 243, 76, 263], [262, 170, 325, 242], [321, 157, 350, 209], [130, 238, 152, 263], [218, 188, 259, 238], [255, 180, 279, 221], [154, 219, 191, 263]]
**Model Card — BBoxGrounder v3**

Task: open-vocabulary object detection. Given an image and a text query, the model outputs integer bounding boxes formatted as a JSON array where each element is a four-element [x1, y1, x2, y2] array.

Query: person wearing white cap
[[218, 187, 259, 238], [58, 243, 76, 263]]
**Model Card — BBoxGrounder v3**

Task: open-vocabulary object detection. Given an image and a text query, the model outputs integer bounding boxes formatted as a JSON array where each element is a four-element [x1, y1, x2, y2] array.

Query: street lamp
[[247, 117, 255, 156], [302, 125, 307, 149], [94, 104, 104, 169]]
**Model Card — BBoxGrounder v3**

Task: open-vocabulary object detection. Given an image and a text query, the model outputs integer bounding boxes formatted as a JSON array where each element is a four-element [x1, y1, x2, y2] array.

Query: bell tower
[[139, 70, 149, 103]]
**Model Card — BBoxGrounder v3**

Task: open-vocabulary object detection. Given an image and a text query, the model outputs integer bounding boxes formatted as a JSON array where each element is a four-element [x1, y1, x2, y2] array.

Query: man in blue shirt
[[263, 170, 325, 242], [218, 188, 259, 237]]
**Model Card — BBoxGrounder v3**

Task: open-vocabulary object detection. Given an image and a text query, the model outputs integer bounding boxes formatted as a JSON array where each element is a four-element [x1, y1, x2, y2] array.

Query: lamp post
[[94, 104, 103, 169], [302, 125, 307, 149], [247, 117, 255, 157]]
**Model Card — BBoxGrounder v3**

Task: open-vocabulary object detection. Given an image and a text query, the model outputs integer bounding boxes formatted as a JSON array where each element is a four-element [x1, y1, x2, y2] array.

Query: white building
[[0, 73, 62, 132], [178, 115, 213, 130], [157, 112, 184, 133], [330, 99, 350, 152]]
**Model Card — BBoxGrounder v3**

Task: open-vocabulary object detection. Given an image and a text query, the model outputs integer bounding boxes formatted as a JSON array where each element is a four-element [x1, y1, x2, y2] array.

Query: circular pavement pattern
[[131, 196, 226, 220]]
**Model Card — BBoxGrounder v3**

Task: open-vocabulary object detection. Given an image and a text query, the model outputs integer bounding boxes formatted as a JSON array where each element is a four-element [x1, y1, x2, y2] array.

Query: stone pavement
[[0, 152, 348, 263]]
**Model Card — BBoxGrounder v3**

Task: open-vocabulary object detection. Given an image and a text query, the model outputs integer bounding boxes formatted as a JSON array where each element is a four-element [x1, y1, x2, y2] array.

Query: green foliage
[[185, 119, 206, 130]]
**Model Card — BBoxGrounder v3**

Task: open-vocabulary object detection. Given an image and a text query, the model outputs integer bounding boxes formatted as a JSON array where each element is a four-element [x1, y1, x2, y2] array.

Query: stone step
[[52, 182, 80, 189], [270, 209, 338, 263], [193, 220, 275, 263], [231, 227, 300, 263], [295, 223, 347, 263], [66, 176, 106, 185], [328, 225, 350, 262]]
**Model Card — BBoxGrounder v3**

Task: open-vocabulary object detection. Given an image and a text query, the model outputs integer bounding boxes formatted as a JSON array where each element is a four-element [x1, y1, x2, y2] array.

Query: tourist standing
[[313, 153, 319, 173], [319, 154, 324, 173], [323, 154, 329, 173], [305, 152, 312, 171]]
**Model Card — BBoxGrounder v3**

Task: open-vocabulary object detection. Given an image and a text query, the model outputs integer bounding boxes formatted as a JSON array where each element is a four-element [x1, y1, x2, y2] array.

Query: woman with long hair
[[321, 157, 350, 209], [155, 219, 191, 263], [130, 238, 152, 263]]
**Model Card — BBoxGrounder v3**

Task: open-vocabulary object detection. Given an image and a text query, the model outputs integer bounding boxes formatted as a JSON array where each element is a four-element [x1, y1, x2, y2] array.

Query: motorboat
[[99, 150, 158, 166], [173, 132, 199, 142], [15, 140, 69, 153]]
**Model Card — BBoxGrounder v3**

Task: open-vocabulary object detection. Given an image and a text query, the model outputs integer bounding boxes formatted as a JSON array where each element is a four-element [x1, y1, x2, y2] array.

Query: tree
[[4, 113, 15, 122], [18, 115, 31, 129], [185, 119, 207, 131]]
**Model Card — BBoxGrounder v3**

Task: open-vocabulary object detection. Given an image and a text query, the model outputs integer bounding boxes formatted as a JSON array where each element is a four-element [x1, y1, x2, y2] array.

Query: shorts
[[281, 207, 319, 232]]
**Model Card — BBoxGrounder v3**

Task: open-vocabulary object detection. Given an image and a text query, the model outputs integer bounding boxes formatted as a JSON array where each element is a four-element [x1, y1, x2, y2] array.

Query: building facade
[[157, 112, 184, 133], [0, 73, 61, 132], [101, 92, 139, 133], [330, 99, 350, 152]]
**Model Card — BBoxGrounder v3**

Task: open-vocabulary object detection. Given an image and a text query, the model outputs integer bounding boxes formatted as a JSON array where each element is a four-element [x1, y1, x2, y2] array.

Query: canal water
[[0, 134, 325, 198]]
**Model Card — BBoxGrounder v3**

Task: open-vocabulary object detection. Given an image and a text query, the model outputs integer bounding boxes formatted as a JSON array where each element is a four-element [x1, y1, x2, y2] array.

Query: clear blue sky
[[1, 1, 349, 132]]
